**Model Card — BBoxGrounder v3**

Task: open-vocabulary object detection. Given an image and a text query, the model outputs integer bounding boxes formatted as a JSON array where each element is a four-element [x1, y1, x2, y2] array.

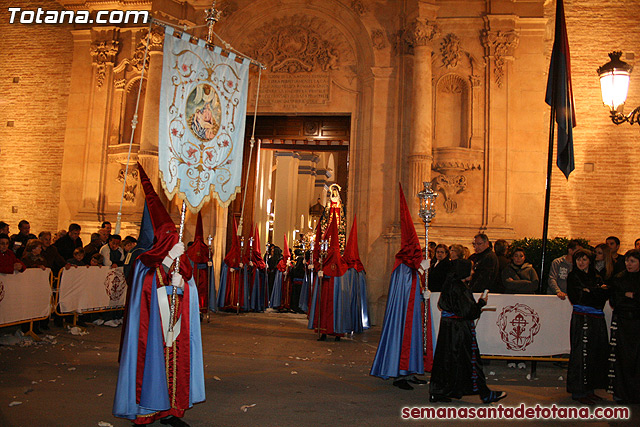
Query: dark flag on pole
[[545, 0, 576, 179]]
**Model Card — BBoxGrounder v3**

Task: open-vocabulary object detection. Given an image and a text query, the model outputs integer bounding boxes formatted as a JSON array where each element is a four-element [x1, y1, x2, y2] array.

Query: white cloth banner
[[158, 26, 251, 210], [0, 269, 52, 325], [59, 266, 127, 313], [429, 293, 612, 357]]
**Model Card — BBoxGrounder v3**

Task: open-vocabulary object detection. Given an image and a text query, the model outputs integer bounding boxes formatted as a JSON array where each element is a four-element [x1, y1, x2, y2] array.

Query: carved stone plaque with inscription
[[255, 73, 331, 108]]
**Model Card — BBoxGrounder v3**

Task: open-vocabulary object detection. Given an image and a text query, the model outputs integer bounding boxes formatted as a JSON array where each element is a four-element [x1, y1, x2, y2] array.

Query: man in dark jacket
[[469, 233, 501, 293], [55, 223, 83, 261], [10, 220, 37, 258]]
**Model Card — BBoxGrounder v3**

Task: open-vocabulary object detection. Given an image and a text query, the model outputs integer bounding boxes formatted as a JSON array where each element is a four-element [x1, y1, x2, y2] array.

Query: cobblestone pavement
[[0, 312, 635, 426]]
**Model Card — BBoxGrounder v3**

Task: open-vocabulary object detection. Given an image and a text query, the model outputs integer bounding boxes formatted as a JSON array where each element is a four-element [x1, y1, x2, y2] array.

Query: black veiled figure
[[429, 259, 501, 403], [609, 252, 640, 404], [566, 255, 609, 401]]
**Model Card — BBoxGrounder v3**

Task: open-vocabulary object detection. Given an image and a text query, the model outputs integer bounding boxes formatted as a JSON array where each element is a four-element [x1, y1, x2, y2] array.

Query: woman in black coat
[[609, 249, 640, 404], [427, 244, 451, 292], [566, 249, 609, 405]]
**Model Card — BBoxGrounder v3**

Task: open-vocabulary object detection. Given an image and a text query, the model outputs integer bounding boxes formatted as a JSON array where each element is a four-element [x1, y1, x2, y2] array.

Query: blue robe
[[269, 270, 287, 309], [217, 262, 250, 311], [299, 270, 311, 313], [249, 266, 267, 312], [113, 261, 205, 421], [370, 263, 424, 379]]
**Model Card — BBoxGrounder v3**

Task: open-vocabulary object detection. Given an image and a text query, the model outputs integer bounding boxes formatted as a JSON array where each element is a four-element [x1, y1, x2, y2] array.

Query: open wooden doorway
[[227, 115, 350, 255]]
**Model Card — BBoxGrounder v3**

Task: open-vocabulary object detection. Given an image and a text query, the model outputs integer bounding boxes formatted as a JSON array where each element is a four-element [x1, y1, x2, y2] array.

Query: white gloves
[[423, 288, 431, 300], [168, 242, 185, 260], [317, 271, 324, 278], [163, 242, 185, 268], [419, 258, 430, 275], [171, 273, 184, 289]]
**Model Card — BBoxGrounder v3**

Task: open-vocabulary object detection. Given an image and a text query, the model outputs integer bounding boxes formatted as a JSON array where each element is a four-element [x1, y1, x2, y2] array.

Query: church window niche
[[120, 77, 146, 145], [431, 73, 481, 214], [435, 74, 470, 149]]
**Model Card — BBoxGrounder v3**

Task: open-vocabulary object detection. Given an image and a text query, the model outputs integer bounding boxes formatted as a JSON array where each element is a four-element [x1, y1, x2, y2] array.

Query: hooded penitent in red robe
[[186, 212, 212, 313], [217, 219, 249, 311], [370, 183, 425, 379], [269, 235, 291, 310], [113, 163, 204, 424], [249, 224, 267, 311], [308, 214, 348, 338], [338, 215, 370, 334]]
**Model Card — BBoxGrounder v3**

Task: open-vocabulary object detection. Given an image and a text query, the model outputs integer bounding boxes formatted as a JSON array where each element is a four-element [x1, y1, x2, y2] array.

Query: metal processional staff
[[417, 182, 438, 356]]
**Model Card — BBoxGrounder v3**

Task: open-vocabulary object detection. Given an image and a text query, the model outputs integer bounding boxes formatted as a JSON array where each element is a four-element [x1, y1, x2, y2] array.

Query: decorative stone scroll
[[247, 15, 348, 74], [91, 30, 120, 88], [403, 19, 440, 48], [481, 29, 519, 88], [430, 173, 467, 214], [114, 28, 163, 75], [116, 167, 139, 202], [350, 0, 368, 15], [440, 33, 461, 69], [371, 29, 387, 50]]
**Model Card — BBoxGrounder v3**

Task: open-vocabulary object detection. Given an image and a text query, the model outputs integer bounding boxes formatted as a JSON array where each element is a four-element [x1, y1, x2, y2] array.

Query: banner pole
[[167, 200, 187, 345]]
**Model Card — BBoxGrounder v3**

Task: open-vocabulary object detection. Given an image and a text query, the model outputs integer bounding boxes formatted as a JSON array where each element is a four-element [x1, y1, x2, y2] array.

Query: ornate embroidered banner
[[429, 293, 613, 357], [159, 26, 251, 210]]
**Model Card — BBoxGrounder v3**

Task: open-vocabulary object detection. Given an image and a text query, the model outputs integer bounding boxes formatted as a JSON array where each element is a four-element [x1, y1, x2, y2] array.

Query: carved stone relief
[[403, 19, 440, 49], [114, 28, 163, 75], [91, 30, 120, 88], [371, 29, 386, 50], [116, 167, 139, 203], [481, 29, 519, 88], [440, 33, 461, 69], [217, 0, 238, 18], [246, 15, 351, 74], [430, 174, 467, 213], [350, 0, 368, 16]]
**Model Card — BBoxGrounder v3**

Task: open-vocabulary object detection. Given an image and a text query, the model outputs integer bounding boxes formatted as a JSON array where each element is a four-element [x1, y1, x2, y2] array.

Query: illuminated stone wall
[[547, 0, 640, 250], [0, 0, 73, 234], [1, 0, 639, 322]]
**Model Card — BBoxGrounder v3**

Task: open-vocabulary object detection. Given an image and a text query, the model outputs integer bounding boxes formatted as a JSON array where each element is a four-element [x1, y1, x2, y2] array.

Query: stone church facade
[[1, 0, 639, 322]]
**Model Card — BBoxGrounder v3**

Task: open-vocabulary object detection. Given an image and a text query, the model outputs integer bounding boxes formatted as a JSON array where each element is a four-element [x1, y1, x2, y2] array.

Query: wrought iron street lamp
[[597, 51, 639, 125]]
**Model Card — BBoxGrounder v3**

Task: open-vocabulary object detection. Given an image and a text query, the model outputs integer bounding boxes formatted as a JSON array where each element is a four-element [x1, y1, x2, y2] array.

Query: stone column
[[81, 29, 120, 210], [137, 28, 164, 183], [404, 19, 440, 214], [480, 18, 519, 230], [272, 152, 301, 249]]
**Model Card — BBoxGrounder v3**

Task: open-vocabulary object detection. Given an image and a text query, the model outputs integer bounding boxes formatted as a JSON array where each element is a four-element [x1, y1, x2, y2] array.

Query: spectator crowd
[[0, 219, 137, 333]]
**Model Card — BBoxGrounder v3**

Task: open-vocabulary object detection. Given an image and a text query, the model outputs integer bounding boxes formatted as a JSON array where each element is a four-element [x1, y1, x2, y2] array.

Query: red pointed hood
[[137, 163, 175, 236], [393, 183, 422, 272], [322, 214, 348, 277], [136, 163, 191, 278], [224, 218, 241, 268], [251, 224, 266, 269], [343, 215, 364, 272], [186, 211, 209, 264], [277, 235, 290, 272]]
